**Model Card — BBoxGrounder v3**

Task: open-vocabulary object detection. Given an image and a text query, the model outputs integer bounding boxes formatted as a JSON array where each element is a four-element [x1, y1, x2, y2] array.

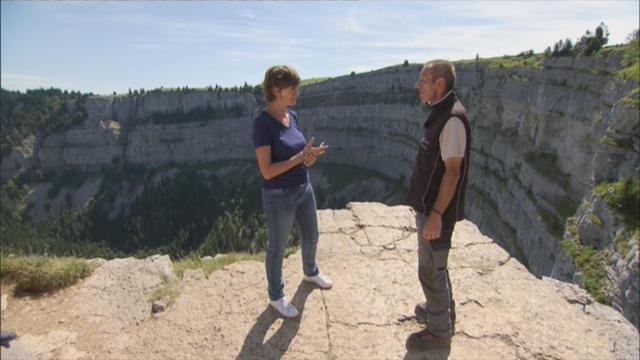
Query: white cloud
[[1, 73, 81, 92], [1, 73, 50, 90], [238, 9, 256, 20], [341, 10, 369, 34], [4, 1, 638, 93], [133, 43, 161, 50], [319, 1, 637, 58]]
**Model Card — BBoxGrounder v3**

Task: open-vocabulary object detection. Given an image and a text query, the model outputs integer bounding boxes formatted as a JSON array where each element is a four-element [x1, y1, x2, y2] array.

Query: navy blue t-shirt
[[253, 109, 309, 189]]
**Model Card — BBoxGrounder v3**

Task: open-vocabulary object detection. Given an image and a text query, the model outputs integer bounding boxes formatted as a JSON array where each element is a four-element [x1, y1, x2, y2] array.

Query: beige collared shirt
[[439, 117, 466, 161]]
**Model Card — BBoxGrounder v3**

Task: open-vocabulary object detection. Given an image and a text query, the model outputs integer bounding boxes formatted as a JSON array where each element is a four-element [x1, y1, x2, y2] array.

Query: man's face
[[415, 69, 439, 105]]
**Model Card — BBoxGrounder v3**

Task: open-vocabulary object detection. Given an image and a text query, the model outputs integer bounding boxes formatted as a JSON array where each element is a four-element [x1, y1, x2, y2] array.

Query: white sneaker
[[303, 273, 333, 289], [269, 297, 299, 318]]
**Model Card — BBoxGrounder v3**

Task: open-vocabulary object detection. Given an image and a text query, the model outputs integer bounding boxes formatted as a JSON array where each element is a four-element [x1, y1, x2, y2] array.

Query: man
[[406, 60, 471, 351]]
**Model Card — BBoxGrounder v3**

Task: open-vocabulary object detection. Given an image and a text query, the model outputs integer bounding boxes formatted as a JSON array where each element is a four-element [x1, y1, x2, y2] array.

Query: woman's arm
[[255, 138, 315, 180]]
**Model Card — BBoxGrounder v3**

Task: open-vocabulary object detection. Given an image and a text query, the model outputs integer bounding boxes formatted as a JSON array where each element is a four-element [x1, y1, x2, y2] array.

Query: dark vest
[[407, 92, 471, 248]]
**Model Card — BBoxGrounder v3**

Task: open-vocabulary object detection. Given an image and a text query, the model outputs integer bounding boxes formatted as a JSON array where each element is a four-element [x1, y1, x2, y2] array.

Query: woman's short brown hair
[[262, 65, 301, 103]]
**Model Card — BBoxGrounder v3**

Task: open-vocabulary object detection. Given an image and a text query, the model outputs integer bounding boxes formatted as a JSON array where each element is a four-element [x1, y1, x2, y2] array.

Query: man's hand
[[422, 211, 442, 241]]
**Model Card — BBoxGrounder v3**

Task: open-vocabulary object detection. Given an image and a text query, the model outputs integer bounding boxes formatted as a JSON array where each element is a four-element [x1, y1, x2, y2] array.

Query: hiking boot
[[0, 332, 17, 348], [405, 328, 452, 351], [269, 297, 299, 318], [303, 273, 333, 289], [414, 302, 456, 335]]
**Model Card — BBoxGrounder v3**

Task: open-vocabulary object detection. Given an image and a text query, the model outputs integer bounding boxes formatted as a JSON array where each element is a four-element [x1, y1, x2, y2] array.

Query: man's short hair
[[262, 65, 301, 103], [424, 60, 456, 92]]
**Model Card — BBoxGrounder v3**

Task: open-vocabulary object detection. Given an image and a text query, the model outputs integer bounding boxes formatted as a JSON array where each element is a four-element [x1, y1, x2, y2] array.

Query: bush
[[173, 253, 266, 279], [575, 23, 609, 56], [0, 256, 94, 294], [517, 50, 534, 58], [595, 177, 640, 228], [148, 276, 180, 308], [477, 54, 545, 70], [0, 88, 88, 157], [551, 38, 574, 57], [619, 39, 639, 82], [198, 208, 279, 256], [561, 239, 610, 304]]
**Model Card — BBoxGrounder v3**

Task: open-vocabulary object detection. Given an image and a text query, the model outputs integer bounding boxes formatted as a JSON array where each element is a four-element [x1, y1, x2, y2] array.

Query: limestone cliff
[[295, 57, 639, 326], [1, 203, 638, 359], [0, 91, 257, 176]]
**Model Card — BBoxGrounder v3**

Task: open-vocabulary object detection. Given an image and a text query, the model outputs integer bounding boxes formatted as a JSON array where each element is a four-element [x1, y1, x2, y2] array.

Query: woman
[[252, 65, 332, 318]]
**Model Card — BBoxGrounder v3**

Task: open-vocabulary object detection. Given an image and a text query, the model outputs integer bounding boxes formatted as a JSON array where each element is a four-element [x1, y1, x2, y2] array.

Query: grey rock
[[213, 254, 228, 261], [151, 301, 166, 314]]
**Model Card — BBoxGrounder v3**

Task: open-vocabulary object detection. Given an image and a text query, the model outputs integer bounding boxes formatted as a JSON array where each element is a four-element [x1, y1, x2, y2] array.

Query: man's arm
[[422, 157, 463, 241]]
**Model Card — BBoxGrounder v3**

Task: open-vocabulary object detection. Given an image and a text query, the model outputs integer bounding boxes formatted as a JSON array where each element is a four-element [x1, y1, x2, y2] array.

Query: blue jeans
[[262, 182, 320, 301]]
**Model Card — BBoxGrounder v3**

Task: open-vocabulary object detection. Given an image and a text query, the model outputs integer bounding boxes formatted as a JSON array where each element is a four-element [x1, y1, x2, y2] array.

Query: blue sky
[[2, 1, 638, 95]]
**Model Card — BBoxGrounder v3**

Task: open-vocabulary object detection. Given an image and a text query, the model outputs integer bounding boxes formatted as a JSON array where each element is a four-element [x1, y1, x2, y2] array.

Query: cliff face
[[459, 56, 637, 269], [1, 56, 638, 326], [456, 57, 639, 327], [0, 92, 257, 176], [296, 58, 638, 326], [1, 203, 638, 360]]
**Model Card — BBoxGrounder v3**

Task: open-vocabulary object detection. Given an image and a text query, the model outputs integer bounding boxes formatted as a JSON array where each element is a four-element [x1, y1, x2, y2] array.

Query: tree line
[[0, 88, 89, 156], [0, 164, 299, 260]]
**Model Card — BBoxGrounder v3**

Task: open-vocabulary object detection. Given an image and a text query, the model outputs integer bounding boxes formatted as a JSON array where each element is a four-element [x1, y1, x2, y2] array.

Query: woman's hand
[[303, 153, 317, 167], [303, 141, 329, 167], [299, 137, 316, 164]]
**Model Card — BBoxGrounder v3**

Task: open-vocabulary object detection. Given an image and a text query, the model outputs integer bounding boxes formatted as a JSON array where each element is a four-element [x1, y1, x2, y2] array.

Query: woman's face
[[274, 85, 299, 106]]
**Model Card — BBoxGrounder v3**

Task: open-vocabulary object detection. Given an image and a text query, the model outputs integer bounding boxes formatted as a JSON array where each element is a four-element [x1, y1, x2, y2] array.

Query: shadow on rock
[[404, 346, 451, 360], [236, 281, 316, 360]]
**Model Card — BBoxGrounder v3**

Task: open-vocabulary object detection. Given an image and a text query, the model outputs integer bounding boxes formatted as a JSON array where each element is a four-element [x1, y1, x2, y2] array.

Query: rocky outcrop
[[82, 91, 257, 128], [0, 135, 37, 180], [126, 118, 254, 166], [558, 193, 640, 327], [0, 203, 637, 359], [456, 57, 639, 328], [0, 255, 175, 359]]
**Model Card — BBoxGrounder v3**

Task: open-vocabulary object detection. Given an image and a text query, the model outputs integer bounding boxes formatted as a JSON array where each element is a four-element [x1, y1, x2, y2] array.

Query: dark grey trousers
[[416, 213, 455, 337]]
